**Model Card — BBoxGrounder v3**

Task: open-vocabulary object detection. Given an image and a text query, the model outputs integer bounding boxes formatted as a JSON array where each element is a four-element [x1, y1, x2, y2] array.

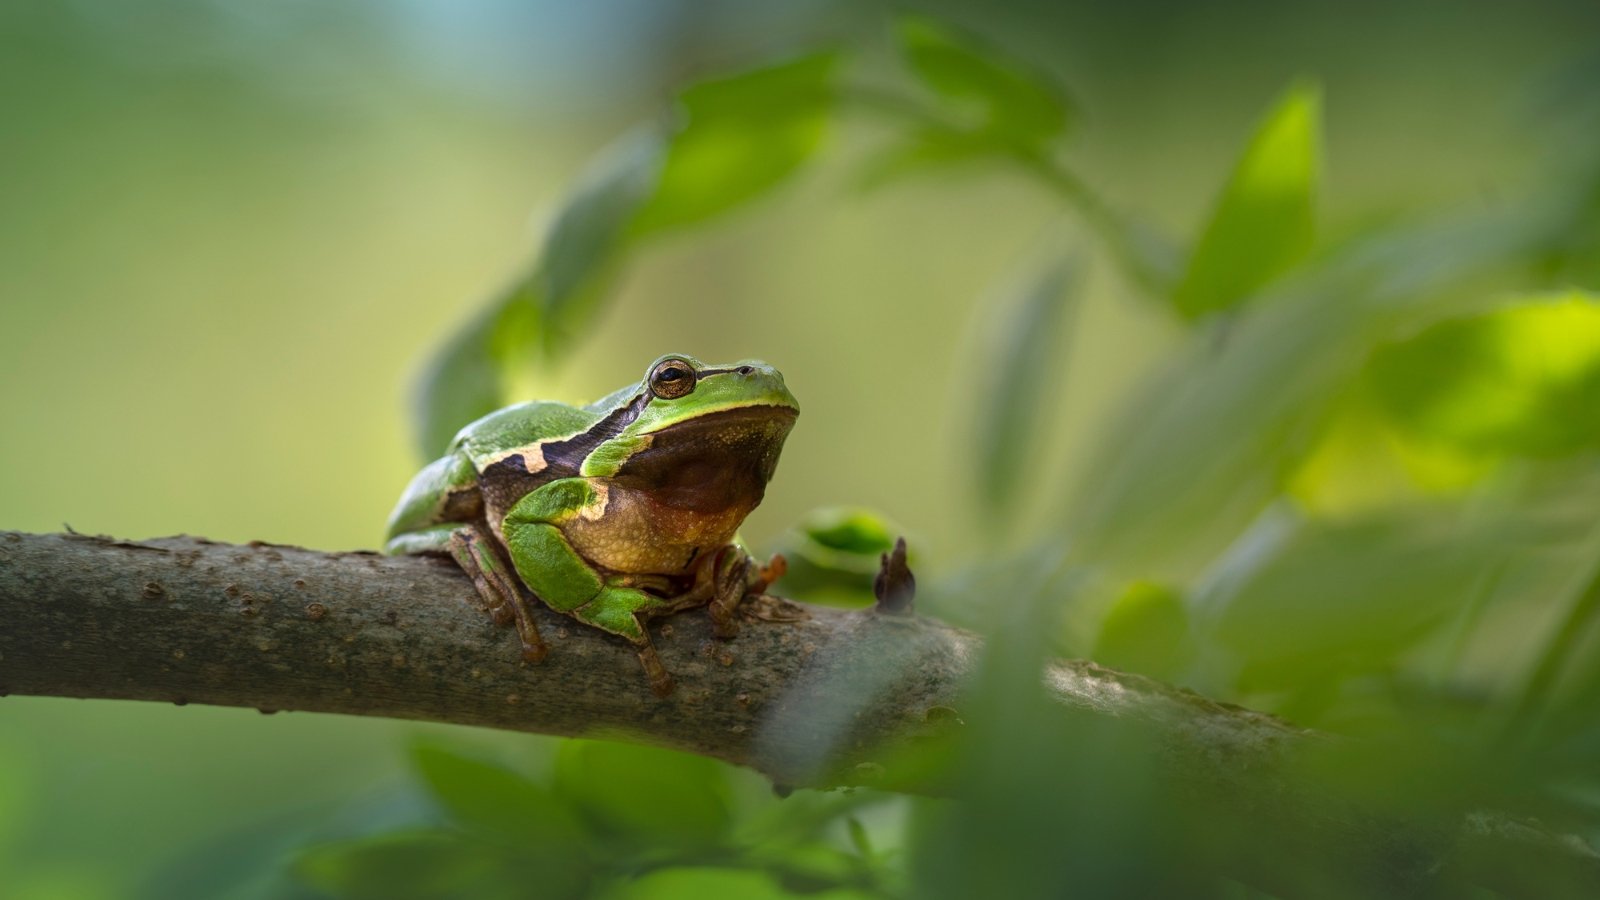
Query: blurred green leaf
[[1172, 81, 1321, 319], [554, 740, 732, 850], [1064, 282, 1349, 579], [731, 786, 893, 851], [597, 866, 875, 900], [1368, 292, 1600, 457], [631, 52, 839, 237], [739, 842, 883, 896], [532, 131, 665, 343], [1094, 581, 1192, 680], [909, 576, 1203, 899], [409, 312, 504, 459], [798, 506, 898, 558], [294, 830, 576, 900], [845, 817, 873, 859], [1208, 515, 1503, 691], [893, 14, 1073, 148], [410, 743, 587, 849], [973, 259, 1080, 523], [853, 125, 997, 192]]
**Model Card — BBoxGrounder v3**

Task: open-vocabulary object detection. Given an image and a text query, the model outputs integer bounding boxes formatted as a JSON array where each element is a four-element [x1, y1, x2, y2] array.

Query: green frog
[[385, 354, 799, 695]]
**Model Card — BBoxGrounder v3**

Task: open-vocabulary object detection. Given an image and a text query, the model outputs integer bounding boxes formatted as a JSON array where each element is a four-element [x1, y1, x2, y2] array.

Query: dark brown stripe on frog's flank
[[539, 390, 652, 473], [475, 390, 651, 517], [439, 485, 483, 522]]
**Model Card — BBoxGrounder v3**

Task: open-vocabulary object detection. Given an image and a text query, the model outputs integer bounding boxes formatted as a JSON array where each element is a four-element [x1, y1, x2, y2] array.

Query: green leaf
[[1368, 292, 1600, 457], [1171, 81, 1322, 319], [852, 125, 997, 193], [893, 14, 1073, 148], [1208, 515, 1501, 690], [409, 312, 503, 459], [553, 740, 732, 849], [1063, 264, 1382, 579], [1094, 581, 1192, 680], [800, 506, 898, 556], [294, 830, 577, 900], [973, 259, 1081, 522], [597, 867, 836, 900], [845, 817, 873, 859], [631, 52, 839, 237], [410, 743, 587, 849], [524, 130, 665, 348]]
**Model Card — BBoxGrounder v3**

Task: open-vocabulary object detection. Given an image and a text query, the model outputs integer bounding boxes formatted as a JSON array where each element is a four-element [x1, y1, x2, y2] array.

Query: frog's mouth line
[[644, 404, 798, 440], [625, 404, 798, 495]]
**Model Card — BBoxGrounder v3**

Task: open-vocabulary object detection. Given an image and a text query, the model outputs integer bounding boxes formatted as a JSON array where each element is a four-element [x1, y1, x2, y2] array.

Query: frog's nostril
[[738, 365, 755, 376]]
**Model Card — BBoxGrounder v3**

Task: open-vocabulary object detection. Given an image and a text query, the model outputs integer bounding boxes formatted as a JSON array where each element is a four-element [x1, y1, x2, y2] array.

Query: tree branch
[[1, 531, 1595, 897]]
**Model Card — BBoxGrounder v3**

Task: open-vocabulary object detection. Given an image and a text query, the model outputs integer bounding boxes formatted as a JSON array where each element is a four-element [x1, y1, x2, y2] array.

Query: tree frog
[[385, 354, 798, 695]]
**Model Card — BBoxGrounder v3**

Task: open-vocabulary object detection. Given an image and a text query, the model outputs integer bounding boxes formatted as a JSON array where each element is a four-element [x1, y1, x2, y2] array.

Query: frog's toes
[[637, 645, 675, 697], [754, 553, 787, 594], [519, 637, 549, 665]]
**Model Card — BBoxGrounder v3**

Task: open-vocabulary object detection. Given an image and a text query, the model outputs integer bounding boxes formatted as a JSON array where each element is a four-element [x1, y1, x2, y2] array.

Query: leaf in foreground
[[893, 14, 1074, 148], [294, 831, 581, 900], [1171, 81, 1321, 320], [972, 258, 1081, 523], [630, 52, 839, 237], [1368, 291, 1600, 457]]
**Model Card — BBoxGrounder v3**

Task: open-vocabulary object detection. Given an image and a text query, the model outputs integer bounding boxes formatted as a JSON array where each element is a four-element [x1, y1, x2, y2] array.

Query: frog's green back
[[583, 384, 640, 415], [449, 400, 600, 470], [386, 400, 605, 543]]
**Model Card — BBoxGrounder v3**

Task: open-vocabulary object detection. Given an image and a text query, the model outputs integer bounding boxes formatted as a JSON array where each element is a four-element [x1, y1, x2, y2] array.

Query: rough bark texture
[[1, 531, 1596, 897]]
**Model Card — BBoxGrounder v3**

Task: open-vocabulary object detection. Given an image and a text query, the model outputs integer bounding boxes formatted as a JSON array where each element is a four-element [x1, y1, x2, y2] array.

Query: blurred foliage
[[1170, 82, 1320, 320], [6, 1, 1600, 898], [385, 9, 1600, 898], [972, 259, 1081, 527], [295, 741, 895, 900]]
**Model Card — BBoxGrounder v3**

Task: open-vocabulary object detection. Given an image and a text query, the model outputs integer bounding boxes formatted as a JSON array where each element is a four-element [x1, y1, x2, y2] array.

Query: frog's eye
[[649, 358, 697, 399]]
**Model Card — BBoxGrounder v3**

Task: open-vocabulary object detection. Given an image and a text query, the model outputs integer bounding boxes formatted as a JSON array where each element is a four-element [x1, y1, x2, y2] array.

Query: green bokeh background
[[3, 1, 1599, 896]]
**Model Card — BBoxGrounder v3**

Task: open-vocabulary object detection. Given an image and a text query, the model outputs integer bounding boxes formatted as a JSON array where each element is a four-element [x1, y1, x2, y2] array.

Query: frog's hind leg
[[570, 586, 678, 697], [447, 525, 549, 664], [391, 523, 547, 663], [501, 512, 680, 695]]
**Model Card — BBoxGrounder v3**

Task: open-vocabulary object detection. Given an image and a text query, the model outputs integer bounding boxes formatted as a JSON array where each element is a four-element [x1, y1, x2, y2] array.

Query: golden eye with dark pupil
[[649, 359, 696, 399]]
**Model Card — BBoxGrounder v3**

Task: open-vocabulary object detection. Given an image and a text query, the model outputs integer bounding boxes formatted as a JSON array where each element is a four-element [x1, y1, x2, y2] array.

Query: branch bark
[[1, 531, 1595, 897]]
